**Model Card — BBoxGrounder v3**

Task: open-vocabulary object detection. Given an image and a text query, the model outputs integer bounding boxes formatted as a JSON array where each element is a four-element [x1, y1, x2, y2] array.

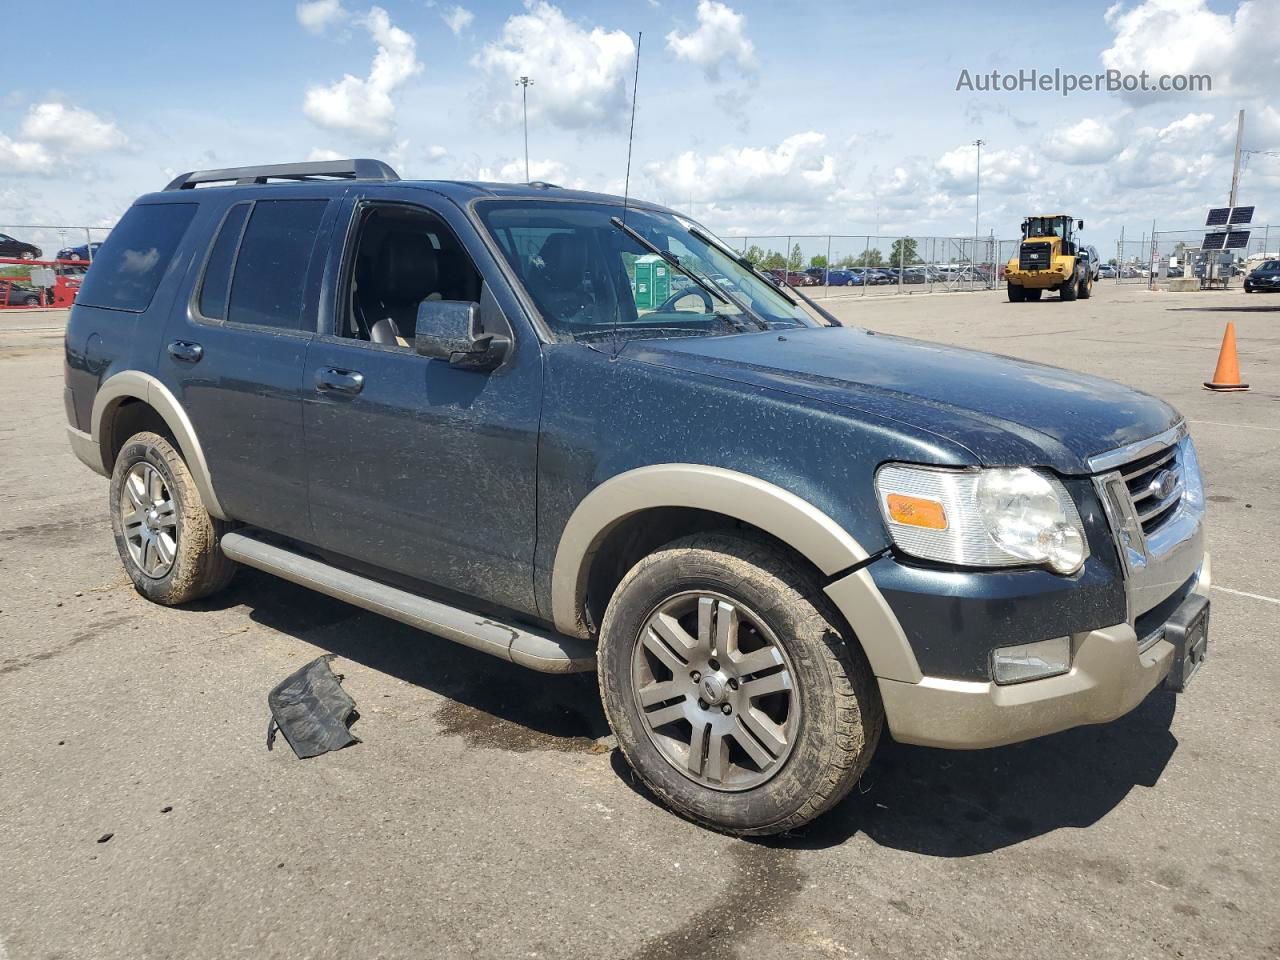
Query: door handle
[[167, 340, 203, 363], [315, 367, 364, 395]]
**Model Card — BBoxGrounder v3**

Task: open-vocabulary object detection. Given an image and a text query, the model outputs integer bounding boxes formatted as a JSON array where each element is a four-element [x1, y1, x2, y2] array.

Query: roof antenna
[[621, 31, 642, 224]]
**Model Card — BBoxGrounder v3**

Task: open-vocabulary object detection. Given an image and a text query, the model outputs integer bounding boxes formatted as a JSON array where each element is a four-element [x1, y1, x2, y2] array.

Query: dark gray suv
[[64, 159, 1210, 835]]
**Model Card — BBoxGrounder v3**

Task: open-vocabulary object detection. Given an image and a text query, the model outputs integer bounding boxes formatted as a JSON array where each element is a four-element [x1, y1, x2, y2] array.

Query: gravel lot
[[2, 284, 1278, 960]]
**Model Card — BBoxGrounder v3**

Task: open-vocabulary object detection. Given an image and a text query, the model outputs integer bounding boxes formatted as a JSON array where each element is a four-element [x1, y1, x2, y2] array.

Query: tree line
[[740, 238, 921, 271]]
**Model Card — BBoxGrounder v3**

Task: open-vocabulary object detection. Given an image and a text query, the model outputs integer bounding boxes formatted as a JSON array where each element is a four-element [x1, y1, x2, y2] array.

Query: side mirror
[[1077, 220, 1085, 231], [414, 299, 510, 371]]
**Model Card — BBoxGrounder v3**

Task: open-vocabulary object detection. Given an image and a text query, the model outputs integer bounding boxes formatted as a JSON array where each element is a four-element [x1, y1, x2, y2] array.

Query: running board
[[220, 530, 596, 674]]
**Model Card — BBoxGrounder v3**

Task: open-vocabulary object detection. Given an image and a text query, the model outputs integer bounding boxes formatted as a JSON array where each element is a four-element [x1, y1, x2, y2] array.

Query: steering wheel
[[654, 287, 713, 314]]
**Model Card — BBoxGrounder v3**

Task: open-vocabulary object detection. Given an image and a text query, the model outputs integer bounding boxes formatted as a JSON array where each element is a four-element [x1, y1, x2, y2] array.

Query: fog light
[[992, 636, 1071, 685]]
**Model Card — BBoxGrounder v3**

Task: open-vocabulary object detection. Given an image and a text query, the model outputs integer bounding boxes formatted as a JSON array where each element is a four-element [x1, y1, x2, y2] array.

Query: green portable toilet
[[632, 254, 670, 309]]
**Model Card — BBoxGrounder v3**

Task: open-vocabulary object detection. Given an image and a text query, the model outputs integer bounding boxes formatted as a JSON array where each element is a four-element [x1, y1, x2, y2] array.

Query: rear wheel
[[1079, 274, 1093, 299], [23, 295, 39, 306], [1060, 272, 1079, 301], [598, 532, 882, 835], [110, 431, 236, 605], [1025, 288, 1043, 301], [1008, 283, 1026, 302]]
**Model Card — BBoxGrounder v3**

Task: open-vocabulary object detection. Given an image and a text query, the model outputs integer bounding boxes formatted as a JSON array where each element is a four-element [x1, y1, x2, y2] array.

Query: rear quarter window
[[76, 203, 197, 313]]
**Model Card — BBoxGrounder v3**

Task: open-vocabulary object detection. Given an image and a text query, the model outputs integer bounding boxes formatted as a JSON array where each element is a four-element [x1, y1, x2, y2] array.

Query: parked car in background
[[1082, 245, 1101, 282], [785, 270, 819, 287], [1099, 264, 1117, 279], [56, 242, 103, 262], [0, 233, 42, 260], [1244, 259, 1280, 293], [0, 280, 42, 306]]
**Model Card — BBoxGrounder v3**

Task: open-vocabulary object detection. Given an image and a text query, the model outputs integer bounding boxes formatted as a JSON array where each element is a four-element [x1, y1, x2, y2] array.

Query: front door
[[302, 191, 543, 615]]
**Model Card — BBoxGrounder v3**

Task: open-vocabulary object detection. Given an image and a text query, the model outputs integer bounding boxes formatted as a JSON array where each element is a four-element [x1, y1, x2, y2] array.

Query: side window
[[341, 205, 483, 347], [76, 203, 197, 313], [226, 199, 328, 331], [197, 203, 251, 321]]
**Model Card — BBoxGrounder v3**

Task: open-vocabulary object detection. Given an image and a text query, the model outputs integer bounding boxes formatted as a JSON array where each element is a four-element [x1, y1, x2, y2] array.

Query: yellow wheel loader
[[1006, 215, 1092, 303]]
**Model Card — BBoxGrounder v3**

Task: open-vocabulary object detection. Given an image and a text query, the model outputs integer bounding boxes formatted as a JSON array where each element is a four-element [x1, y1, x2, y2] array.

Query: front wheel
[[1008, 283, 1026, 302], [1060, 273, 1079, 301], [110, 431, 237, 605], [598, 532, 882, 835], [1025, 288, 1043, 301], [1079, 274, 1093, 299]]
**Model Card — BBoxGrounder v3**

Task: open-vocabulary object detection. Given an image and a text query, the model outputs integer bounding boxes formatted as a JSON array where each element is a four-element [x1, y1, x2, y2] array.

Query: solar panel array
[[1225, 231, 1251, 249], [1228, 206, 1254, 225], [1206, 207, 1231, 226], [1202, 232, 1226, 250]]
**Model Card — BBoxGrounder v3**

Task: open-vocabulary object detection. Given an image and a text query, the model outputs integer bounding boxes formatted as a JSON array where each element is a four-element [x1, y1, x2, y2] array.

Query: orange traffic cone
[[1203, 322, 1249, 392]]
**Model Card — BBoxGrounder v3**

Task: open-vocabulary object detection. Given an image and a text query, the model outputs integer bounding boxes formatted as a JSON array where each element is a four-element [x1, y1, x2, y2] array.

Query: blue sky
[[2, 0, 1278, 252]]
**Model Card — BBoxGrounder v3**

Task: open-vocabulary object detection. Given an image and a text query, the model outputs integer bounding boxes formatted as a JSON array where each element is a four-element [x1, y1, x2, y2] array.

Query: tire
[[598, 532, 883, 836], [1008, 283, 1026, 302], [23, 295, 39, 306], [1060, 272, 1079, 301], [109, 431, 236, 605], [1079, 274, 1092, 300], [1025, 288, 1042, 301], [20, 251, 35, 260]]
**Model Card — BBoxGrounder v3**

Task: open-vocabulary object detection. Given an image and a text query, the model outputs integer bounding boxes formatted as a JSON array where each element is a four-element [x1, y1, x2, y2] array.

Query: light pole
[[973, 139, 984, 242], [516, 76, 534, 182]]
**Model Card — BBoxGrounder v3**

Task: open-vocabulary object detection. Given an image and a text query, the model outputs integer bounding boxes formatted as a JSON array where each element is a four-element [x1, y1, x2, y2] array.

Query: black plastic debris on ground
[[266, 654, 360, 759]]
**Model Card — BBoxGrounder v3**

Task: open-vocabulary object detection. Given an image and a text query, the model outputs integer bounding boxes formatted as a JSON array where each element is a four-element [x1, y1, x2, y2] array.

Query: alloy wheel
[[119, 461, 178, 578], [631, 591, 800, 791]]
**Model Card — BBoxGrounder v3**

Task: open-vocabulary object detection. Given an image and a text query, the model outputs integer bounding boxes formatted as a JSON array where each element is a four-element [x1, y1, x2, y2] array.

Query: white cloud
[[442, 5, 474, 35], [20, 102, 129, 154], [643, 132, 836, 206], [665, 0, 756, 79], [1102, 0, 1280, 99], [473, 156, 574, 184], [303, 6, 423, 140], [472, 2, 635, 130], [936, 144, 1042, 194], [297, 0, 346, 34], [0, 135, 54, 174], [306, 147, 347, 161], [1042, 117, 1122, 165]]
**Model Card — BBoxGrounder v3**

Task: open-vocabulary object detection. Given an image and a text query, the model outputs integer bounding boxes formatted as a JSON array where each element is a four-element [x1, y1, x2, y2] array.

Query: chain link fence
[[0, 223, 114, 308], [730, 234, 1017, 299]]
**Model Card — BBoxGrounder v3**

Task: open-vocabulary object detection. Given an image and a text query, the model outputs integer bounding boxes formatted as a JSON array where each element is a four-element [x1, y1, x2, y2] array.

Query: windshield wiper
[[686, 225, 844, 328]]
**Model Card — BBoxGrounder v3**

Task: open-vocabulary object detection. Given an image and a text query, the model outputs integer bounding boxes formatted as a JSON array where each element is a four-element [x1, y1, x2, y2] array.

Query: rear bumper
[[879, 555, 1209, 749], [67, 424, 108, 476]]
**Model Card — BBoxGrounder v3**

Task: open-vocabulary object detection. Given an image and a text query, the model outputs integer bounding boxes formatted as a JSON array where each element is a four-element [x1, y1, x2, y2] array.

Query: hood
[[622, 326, 1180, 474]]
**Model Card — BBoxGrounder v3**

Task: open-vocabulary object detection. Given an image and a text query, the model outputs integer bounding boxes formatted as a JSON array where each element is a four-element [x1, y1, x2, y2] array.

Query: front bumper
[[1006, 270, 1066, 290], [879, 554, 1209, 749]]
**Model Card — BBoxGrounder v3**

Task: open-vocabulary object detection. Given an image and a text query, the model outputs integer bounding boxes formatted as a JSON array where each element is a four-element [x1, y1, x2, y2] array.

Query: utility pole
[[1229, 109, 1244, 207], [973, 139, 984, 243], [516, 76, 534, 182]]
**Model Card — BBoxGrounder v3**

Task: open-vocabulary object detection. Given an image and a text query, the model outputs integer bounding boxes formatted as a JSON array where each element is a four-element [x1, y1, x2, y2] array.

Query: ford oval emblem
[[1150, 469, 1177, 500]]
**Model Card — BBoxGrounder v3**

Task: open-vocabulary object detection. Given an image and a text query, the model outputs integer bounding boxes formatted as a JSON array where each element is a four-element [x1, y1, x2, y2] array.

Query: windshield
[[477, 200, 816, 343], [1024, 217, 1068, 239]]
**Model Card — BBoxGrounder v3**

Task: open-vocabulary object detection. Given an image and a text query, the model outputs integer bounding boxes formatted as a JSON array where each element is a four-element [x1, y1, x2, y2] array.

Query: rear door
[[159, 192, 341, 540]]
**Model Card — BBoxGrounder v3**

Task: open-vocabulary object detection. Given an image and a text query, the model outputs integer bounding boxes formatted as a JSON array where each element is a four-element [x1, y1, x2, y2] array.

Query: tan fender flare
[[550, 463, 923, 683], [90, 371, 229, 520]]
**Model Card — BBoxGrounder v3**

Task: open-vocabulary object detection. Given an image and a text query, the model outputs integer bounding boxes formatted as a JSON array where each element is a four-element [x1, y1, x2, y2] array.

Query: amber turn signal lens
[[886, 493, 947, 530]]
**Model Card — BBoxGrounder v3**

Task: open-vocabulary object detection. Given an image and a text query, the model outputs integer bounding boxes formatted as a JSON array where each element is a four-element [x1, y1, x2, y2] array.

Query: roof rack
[[163, 159, 400, 191]]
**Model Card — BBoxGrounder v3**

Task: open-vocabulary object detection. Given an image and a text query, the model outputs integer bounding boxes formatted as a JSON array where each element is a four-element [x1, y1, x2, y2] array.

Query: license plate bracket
[[1162, 594, 1209, 693]]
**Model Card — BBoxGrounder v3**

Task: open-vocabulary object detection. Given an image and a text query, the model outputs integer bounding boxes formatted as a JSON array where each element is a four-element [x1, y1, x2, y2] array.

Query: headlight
[[1178, 435, 1203, 511], [875, 464, 1089, 574]]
